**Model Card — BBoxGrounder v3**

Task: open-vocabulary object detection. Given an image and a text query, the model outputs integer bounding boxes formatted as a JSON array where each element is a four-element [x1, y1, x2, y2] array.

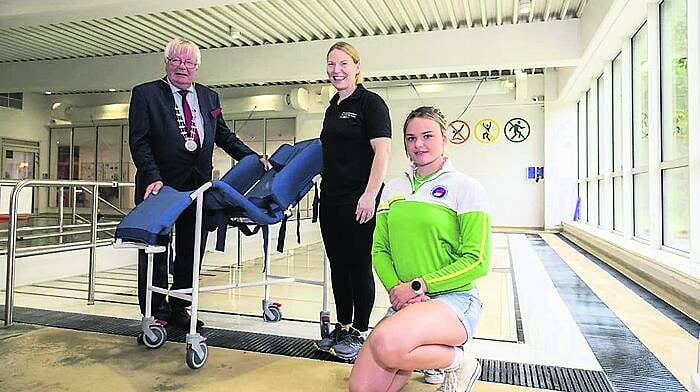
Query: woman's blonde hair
[[402, 106, 448, 156], [164, 37, 201, 67], [327, 41, 363, 84]]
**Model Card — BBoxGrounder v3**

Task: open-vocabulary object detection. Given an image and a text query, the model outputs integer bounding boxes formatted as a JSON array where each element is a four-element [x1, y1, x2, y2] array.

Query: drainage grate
[[480, 359, 612, 392], [3, 305, 612, 391]]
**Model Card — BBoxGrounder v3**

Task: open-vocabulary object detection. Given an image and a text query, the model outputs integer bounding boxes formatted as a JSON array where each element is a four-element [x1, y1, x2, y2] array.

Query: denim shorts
[[385, 288, 482, 342]]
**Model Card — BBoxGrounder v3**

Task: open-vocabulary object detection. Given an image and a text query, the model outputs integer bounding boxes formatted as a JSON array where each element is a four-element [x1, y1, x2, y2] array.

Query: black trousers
[[320, 202, 376, 332], [137, 202, 207, 316]]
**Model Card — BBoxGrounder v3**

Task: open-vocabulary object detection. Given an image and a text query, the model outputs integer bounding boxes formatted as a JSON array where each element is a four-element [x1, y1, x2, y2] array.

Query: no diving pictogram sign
[[448, 120, 470, 144]]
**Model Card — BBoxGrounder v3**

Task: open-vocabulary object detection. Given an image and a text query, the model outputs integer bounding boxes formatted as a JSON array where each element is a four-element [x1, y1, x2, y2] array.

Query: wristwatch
[[411, 279, 424, 295]]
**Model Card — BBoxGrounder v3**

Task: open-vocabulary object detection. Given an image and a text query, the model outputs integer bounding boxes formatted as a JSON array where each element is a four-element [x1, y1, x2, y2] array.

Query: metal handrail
[[0, 221, 121, 236], [4, 179, 134, 327], [0, 239, 113, 258], [79, 185, 129, 217], [8, 226, 116, 242]]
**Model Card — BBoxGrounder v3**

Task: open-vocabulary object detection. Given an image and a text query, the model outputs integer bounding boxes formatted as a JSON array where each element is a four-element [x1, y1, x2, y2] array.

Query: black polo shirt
[[320, 84, 392, 205]]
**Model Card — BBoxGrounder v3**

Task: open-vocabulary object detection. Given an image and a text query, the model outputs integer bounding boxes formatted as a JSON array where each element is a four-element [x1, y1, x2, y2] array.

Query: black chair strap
[[276, 215, 289, 253], [312, 183, 320, 223], [296, 207, 301, 244], [262, 225, 269, 273]]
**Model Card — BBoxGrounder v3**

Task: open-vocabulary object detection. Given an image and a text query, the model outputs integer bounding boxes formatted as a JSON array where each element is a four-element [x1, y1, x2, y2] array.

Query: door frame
[[1, 138, 40, 214]]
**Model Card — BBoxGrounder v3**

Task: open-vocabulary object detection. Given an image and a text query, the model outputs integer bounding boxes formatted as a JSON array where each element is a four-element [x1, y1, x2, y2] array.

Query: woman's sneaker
[[329, 327, 365, 361], [437, 357, 481, 392], [313, 323, 348, 352], [423, 369, 445, 384]]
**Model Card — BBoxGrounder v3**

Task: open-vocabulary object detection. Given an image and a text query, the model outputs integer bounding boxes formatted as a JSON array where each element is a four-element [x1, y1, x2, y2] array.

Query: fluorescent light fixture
[[108, 88, 116, 92], [519, 0, 531, 14], [418, 83, 443, 93], [44, 91, 52, 95]]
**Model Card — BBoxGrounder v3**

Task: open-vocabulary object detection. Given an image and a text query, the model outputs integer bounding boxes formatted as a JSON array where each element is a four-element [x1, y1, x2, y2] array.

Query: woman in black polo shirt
[[314, 41, 392, 361]]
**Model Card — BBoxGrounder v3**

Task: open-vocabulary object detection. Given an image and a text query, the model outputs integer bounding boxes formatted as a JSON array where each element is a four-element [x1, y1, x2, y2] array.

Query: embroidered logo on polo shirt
[[431, 186, 448, 199], [339, 111, 358, 119]]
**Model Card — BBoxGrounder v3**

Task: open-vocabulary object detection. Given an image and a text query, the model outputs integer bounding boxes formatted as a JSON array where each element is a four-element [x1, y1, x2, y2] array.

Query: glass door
[[3, 150, 36, 180], [1, 139, 39, 214]]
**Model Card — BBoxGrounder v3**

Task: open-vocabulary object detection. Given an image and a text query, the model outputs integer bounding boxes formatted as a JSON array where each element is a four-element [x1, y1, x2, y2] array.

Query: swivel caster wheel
[[185, 342, 208, 369], [142, 324, 167, 349], [263, 303, 283, 322]]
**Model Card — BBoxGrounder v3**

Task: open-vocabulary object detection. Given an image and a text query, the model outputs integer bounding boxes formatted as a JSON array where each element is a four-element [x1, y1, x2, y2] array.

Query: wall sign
[[505, 118, 531, 143], [447, 119, 470, 144], [473, 119, 500, 144]]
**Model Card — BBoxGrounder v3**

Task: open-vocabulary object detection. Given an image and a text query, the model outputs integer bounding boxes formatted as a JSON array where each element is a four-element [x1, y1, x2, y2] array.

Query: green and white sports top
[[372, 158, 491, 295]]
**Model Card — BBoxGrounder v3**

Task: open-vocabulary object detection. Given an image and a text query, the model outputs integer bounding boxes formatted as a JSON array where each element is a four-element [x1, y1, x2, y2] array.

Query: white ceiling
[[0, 0, 589, 63]]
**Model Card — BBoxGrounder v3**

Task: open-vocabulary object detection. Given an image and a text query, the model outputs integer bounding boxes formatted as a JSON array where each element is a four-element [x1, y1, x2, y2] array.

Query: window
[[660, 0, 689, 251], [96, 126, 122, 208], [587, 88, 598, 225], [597, 74, 607, 227], [0, 92, 23, 110], [581, 92, 590, 222], [632, 24, 650, 239], [576, 101, 587, 221], [612, 54, 623, 231], [50, 125, 137, 211]]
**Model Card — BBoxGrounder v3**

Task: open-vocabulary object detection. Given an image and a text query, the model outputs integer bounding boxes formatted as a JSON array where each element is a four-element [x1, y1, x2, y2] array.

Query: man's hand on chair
[[144, 181, 163, 199], [260, 157, 272, 171]]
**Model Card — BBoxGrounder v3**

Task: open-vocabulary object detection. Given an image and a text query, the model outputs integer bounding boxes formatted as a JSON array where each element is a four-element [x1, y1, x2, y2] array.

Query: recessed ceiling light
[[228, 26, 241, 39], [108, 88, 116, 92], [44, 91, 52, 95]]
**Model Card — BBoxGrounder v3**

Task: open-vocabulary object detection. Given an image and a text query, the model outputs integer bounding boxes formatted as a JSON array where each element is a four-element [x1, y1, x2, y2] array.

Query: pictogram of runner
[[474, 118, 500, 144], [447, 119, 470, 144], [505, 117, 531, 143]]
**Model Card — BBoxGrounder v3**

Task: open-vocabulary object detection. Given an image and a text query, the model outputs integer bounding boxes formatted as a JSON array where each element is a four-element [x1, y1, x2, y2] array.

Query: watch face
[[411, 280, 422, 291]]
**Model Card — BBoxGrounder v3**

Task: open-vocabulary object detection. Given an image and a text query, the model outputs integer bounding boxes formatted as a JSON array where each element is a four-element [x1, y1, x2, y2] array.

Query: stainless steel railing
[[3, 179, 134, 327]]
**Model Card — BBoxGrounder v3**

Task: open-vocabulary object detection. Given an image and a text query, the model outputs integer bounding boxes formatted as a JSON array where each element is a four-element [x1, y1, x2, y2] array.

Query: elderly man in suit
[[129, 37, 269, 328]]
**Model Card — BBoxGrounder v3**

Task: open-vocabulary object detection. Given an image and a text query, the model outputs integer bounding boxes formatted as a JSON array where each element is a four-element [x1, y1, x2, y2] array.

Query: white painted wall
[[297, 78, 548, 228], [0, 93, 50, 171], [0, 92, 51, 213], [544, 70, 578, 230]]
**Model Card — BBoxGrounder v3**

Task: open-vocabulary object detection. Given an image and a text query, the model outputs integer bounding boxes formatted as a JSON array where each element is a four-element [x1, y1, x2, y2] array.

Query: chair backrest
[[219, 153, 266, 195], [269, 139, 322, 210], [205, 139, 323, 252], [213, 138, 322, 216]]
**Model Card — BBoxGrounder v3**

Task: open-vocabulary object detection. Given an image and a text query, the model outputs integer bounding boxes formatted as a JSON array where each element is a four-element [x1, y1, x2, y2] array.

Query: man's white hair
[[164, 38, 201, 66]]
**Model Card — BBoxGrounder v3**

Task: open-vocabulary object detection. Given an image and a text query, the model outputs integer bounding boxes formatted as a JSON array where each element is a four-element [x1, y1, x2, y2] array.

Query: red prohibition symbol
[[448, 120, 470, 144]]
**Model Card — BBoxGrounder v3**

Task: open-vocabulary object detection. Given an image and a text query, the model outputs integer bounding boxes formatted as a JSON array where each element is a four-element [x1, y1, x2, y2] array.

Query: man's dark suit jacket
[[128, 77, 256, 202]]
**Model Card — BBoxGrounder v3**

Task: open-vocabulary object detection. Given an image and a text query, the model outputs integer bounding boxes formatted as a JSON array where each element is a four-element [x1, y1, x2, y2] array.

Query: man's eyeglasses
[[167, 57, 198, 69]]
